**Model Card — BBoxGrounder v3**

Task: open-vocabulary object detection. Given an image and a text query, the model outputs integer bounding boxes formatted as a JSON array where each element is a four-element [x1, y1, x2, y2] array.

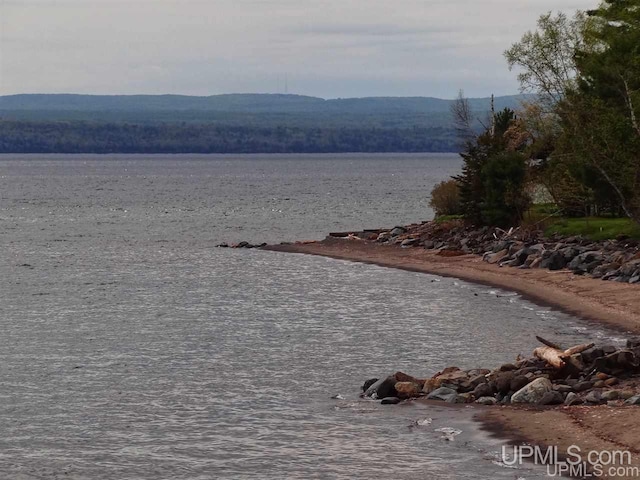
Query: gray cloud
[[0, 0, 589, 98]]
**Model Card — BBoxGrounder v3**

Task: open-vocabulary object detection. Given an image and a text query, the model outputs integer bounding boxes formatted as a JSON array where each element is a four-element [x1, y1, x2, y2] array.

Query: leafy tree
[[481, 151, 530, 227], [505, 11, 586, 107]]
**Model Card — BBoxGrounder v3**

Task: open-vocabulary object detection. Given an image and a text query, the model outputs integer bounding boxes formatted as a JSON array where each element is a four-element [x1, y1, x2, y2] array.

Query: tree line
[[0, 120, 458, 154]]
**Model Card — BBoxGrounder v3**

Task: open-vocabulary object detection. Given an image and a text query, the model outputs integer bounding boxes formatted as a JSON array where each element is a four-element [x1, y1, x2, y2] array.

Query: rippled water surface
[[0, 154, 626, 479]]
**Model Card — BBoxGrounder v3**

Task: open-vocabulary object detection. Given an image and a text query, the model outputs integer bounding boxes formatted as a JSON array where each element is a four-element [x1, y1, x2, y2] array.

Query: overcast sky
[[1, 0, 590, 99]]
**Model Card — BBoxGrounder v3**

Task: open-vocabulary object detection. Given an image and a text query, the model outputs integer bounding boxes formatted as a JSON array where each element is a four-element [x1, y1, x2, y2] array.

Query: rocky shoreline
[[340, 219, 640, 284], [361, 338, 640, 408]]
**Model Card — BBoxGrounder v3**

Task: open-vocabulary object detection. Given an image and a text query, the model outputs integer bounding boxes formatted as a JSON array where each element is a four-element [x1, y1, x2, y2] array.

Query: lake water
[[0, 154, 626, 479]]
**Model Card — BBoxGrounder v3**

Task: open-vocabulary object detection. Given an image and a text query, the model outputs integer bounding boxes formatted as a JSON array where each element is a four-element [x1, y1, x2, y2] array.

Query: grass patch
[[544, 217, 640, 241]]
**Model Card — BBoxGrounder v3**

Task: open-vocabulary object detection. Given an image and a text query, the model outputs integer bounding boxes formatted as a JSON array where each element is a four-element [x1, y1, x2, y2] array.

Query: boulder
[[426, 387, 459, 402], [565, 392, 582, 406], [395, 371, 424, 384], [485, 249, 509, 264], [380, 397, 402, 405], [422, 378, 442, 395], [624, 395, 640, 406], [573, 381, 593, 392], [469, 374, 488, 388], [538, 391, 565, 405], [361, 378, 378, 392], [585, 390, 604, 404], [510, 375, 530, 393], [395, 382, 422, 397], [435, 368, 469, 388], [401, 238, 419, 247], [540, 251, 567, 271], [473, 382, 494, 399], [364, 376, 398, 399], [511, 377, 553, 404]]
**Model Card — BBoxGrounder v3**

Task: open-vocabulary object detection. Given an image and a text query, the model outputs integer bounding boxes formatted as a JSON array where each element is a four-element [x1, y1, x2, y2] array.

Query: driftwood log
[[533, 336, 595, 369]]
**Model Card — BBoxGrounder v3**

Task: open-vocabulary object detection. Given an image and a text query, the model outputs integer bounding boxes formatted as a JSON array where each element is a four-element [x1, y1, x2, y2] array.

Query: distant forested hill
[[0, 93, 530, 153]]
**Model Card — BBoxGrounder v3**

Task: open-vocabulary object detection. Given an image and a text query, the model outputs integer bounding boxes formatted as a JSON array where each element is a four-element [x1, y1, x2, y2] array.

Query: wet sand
[[265, 238, 640, 478]]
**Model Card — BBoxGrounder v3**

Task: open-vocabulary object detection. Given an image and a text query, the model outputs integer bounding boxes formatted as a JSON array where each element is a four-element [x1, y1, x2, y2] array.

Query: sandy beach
[[265, 237, 640, 478]]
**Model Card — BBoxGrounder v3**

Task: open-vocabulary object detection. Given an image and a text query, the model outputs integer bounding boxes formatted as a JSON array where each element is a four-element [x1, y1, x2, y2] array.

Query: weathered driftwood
[[533, 336, 595, 369]]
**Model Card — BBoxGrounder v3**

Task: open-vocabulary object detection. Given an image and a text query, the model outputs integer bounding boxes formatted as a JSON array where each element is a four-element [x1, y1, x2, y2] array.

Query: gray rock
[[538, 391, 565, 405], [511, 377, 553, 404], [620, 259, 640, 276], [475, 396, 498, 405], [585, 390, 604, 404], [390, 227, 406, 237], [469, 374, 488, 388], [569, 251, 604, 273], [401, 238, 419, 247], [426, 387, 458, 402], [510, 375, 530, 393], [485, 249, 509, 264], [573, 381, 593, 392], [364, 376, 397, 399], [509, 248, 531, 267], [565, 392, 582, 406], [540, 251, 567, 271], [361, 378, 378, 392], [446, 394, 466, 404], [553, 384, 573, 394], [602, 390, 620, 401], [380, 397, 402, 405], [473, 382, 494, 399], [501, 394, 512, 405], [624, 395, 640, 406], [529, 243, 545, 254]]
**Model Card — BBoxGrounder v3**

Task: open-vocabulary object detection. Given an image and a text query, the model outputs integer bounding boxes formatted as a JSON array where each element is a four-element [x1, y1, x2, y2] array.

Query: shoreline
[[264, 238, 640, 333], [264, 237, 640, 478]]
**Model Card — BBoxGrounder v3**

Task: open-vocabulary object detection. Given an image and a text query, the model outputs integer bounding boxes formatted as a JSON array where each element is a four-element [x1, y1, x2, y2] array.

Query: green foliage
[[555, 0, 640, 223], [429, 179, 462, 217], [454, 108, 530, 227], [506, 3, 640, 226], [480, 152, 530, 227]]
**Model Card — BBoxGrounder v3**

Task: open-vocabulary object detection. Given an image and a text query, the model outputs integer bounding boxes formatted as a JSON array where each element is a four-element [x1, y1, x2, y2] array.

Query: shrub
[[429, 179, 462, 217]]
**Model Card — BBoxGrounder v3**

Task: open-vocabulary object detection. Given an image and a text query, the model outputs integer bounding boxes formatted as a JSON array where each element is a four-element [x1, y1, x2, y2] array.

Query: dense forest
[[0, 121, 457, 153], [0, 94, 527, 153]]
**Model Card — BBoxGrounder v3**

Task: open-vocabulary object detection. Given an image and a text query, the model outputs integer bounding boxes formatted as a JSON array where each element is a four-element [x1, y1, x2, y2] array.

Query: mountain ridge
[[0, 93, 531, 115]]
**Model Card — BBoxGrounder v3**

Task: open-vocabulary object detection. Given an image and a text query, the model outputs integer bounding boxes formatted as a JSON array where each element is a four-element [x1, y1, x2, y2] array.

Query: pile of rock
[[362, 339, 640, 407], [341, 220, 640, 284], [216, 241, 267, 249]]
